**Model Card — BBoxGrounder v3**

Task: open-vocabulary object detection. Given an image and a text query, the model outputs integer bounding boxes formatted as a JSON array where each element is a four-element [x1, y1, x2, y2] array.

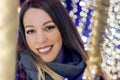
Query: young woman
[[16, 0, 87, 80]]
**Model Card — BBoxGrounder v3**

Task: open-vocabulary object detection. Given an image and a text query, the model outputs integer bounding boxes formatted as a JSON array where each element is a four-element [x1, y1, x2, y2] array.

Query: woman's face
[[23, 8, 62, 62]]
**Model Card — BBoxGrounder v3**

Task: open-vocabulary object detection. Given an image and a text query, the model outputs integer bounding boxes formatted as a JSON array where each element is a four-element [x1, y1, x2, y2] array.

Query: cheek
[[26, 35, 36, 49], [52, 31, 62, 45], [57, 34, 62, 44]]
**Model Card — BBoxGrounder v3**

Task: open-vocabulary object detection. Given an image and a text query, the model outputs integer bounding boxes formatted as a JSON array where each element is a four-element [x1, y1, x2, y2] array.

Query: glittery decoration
[[101, 0, 120, 79], [62, 0, 120, 79], [82, 0, 110, 80]]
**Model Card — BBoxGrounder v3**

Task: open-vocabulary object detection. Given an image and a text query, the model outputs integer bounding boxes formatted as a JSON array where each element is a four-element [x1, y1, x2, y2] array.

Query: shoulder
[[17, 49, 38, 80], [18, 49, 35, 71], [16, 60, 32, 80]]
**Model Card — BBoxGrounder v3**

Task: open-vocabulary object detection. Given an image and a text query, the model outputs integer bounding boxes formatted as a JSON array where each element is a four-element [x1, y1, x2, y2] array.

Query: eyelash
[[25, 25, 55, 34], [45, 25, 55, 31], [26, 30, 35, 34]]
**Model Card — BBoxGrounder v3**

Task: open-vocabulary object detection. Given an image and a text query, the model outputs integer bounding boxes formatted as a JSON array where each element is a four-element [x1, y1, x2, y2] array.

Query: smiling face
[[23, 8, 62, 62]]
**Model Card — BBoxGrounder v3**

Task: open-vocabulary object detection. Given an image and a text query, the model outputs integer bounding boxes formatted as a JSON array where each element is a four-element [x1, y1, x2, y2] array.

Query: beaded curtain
[[20, 0, 120, 79]]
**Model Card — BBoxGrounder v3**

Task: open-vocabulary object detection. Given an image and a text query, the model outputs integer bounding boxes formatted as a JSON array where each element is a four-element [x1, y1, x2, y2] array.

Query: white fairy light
[[61, 0, 120, 79]]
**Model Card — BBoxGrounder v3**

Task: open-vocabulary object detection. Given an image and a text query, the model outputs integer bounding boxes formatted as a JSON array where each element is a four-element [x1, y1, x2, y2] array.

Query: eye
[[26, 29, 36, 34], [45, 25, 55, 31]]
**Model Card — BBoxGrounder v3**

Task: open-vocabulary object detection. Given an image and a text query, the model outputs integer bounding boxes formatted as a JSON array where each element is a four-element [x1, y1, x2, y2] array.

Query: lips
[[37, 45, 53, 54]]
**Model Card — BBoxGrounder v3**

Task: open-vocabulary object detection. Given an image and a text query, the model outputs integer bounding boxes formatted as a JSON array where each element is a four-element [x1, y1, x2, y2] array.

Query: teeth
[[38, 46, 51, 53]]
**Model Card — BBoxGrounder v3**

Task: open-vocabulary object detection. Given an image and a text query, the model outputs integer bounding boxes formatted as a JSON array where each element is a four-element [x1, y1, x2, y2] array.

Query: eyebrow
[[25, 20, 54, 28], [25, 25, 34, 28], [43, 20, 54, 26]]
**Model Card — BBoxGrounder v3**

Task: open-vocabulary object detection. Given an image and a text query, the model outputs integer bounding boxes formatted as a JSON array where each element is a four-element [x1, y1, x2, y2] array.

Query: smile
[[37, 45, 53, 54]]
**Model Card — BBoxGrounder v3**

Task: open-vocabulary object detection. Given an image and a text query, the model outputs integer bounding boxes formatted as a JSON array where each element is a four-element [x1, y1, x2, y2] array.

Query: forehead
[[23, 8, 52, 25]]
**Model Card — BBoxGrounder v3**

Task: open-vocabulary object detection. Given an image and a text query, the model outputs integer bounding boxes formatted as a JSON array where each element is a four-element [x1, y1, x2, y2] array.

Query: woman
[[16, 0, 87, 80]]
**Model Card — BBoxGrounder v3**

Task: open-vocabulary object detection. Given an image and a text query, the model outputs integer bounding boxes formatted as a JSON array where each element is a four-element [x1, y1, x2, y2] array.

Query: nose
[[36, 31, 48, 43]]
